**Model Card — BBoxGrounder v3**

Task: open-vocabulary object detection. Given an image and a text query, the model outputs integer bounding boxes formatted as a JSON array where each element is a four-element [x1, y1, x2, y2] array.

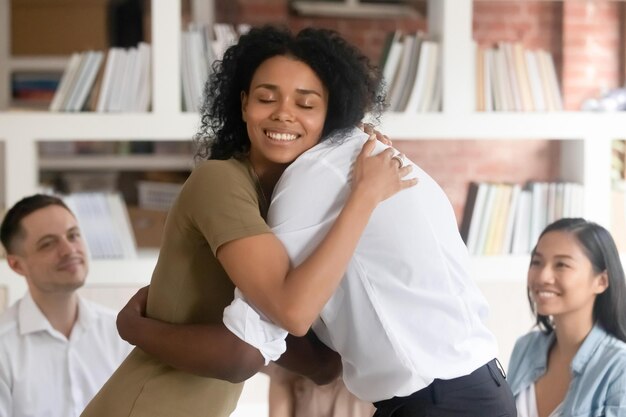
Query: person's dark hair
[[0, 194, 71, 254], [529, 217, 626, 342], [195, 25, 385, 161]]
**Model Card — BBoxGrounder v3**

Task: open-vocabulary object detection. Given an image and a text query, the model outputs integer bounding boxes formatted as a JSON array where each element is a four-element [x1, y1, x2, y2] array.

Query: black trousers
[[373, 359, 517, 417]]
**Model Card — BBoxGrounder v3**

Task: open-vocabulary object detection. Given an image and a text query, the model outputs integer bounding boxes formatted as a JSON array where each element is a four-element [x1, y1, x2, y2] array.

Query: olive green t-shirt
[[81, 158, 271, 417]]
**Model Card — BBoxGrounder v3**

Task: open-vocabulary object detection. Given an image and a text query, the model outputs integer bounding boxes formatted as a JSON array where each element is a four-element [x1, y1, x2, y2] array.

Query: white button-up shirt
[[0, 292, 132, 417], [224, 128, 498, 402]]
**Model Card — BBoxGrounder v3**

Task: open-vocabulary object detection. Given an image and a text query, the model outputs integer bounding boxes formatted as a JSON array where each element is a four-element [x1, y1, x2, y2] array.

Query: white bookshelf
[[0, 0, 622, 371], [0, 0, 618, 277]]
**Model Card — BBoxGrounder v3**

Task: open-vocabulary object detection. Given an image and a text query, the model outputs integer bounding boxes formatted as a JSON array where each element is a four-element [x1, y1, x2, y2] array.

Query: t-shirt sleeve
[[179, 161, 271, 256]]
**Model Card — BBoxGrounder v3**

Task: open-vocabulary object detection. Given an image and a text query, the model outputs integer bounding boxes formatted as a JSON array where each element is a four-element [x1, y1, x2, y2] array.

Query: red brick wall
[[473, 1, 563, 75], [216, 0, 425, 63], [215, 0, 617, 224], [561, 1, 621, 110], [394, 140, 561, 222]]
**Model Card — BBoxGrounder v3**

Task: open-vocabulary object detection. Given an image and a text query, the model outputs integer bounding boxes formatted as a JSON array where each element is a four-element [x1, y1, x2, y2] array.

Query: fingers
[[358, 134, 378, 158], [398, 164, 413, 177], [392, 156, 418, 189], [358, 122, 392, 145], [401, 177, 419, 189], [391, 154, 403, 168], [380, 147, 395, 160]]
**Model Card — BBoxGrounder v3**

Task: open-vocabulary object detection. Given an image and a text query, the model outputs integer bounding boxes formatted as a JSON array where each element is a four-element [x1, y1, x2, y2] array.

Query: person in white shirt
[[226, 128, 516, 416], [0, 194, 132, 417], [117, 128, 518, 416]]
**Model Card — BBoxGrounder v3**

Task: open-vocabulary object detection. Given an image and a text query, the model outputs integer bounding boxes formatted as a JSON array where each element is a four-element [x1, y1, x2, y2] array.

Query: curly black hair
[[194, 25, 385, 161]]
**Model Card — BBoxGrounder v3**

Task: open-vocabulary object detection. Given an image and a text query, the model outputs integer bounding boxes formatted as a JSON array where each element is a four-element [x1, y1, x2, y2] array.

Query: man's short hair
[[0, 194, 71, 254]]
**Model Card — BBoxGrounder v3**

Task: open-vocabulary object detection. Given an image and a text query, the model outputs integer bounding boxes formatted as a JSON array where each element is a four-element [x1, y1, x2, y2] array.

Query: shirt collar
[[18, 292, 96, 337], [18, 292, 53, 335], [533, 330, 556, 374], [570, 324, 608, 374]]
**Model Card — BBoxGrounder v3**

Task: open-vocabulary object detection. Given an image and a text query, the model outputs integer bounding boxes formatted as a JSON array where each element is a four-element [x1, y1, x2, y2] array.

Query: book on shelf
[[49, 53, 82, 112], [378, 30, 399, 73], [525, 49, 546, 112], [461, 182, 490, 255], [513, 43, 534, 112], [380, 31, 403, 96], [388, 34, 417, 111], [511, 189, 532, 254], [66, 51, 105, 112], [49, 43, 152, 113], [474, 184, 498, 255], [476, 42, 562, 112], [484, 184, 513, 255], [461, 181, 585, 255], [11, 72, 61, 110], [63, 192, 137, 259], [475, 44, 485, 112], [180, 23, 247, 112], [380, 30, 441, 114]]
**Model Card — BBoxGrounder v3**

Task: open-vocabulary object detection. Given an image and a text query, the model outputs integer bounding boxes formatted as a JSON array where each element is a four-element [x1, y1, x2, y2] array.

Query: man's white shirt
[[223, 128, 498, 402], [0, 293, 132, 417]]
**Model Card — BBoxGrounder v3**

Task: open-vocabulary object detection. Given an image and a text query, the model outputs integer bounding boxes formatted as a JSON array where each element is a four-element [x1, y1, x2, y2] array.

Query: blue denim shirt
[[508, 324, 626, 417]]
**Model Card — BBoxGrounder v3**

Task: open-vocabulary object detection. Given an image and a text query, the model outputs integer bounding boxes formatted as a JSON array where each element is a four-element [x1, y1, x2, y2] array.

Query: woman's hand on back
[[117, 285, 149, 345], [359, 122, 392, 146], [351, 136, 417, 206]]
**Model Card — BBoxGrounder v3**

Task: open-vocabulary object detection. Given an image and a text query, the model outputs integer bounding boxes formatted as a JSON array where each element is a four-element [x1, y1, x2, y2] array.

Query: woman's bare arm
[[117, 287, 339, 384], [117, 286, 264, 383], [217, 139, 416, 335]]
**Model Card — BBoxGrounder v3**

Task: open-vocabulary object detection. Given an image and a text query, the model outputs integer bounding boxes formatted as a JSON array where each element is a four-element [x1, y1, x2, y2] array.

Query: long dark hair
[[194, 25, 385, 161], [529, 218, 626, 342]]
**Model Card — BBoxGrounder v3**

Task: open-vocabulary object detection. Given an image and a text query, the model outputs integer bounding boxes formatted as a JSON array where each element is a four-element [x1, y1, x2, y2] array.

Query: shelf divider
[[152, 0, 182, 115], [428, 0, 474, 115]]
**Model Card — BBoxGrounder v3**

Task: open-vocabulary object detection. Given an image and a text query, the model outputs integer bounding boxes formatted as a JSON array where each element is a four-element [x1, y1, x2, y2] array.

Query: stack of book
[[379, 31, 441, 113], [476, 42, 563, 112], [49, 42, 152, 113], [12, 72, 61, 110], [460, 181, 585, 255], [181, 23, 250, 112]]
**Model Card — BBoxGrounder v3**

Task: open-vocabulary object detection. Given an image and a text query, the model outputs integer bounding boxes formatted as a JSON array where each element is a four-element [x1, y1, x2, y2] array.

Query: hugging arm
[[117, 286, 263, 383], [217, 139, 416, 336], [275, 332, 342, 385], [117, 287, 339, 384]]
